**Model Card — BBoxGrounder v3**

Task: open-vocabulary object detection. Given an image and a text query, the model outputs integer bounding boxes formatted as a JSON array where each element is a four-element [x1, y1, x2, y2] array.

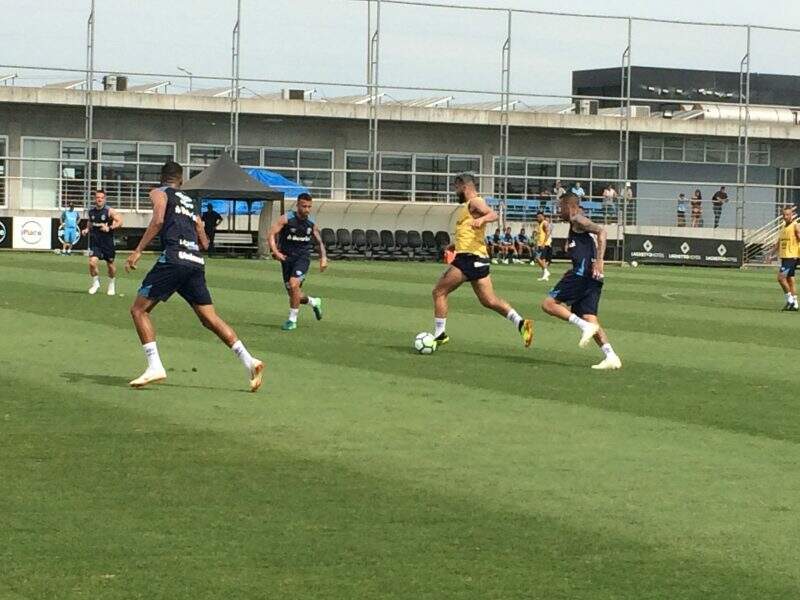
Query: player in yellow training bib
[[429, 172, 534, 348], [533, 211, 553, 282], [776, 205, 800, 311]]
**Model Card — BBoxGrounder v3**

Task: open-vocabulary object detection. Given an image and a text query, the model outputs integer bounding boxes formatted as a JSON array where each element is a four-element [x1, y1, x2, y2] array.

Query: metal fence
[[3, 0, 800, 241]]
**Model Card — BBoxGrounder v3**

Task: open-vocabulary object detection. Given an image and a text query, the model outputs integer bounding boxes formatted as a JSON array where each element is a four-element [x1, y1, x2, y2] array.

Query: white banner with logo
[[12, 217, 53, 250]]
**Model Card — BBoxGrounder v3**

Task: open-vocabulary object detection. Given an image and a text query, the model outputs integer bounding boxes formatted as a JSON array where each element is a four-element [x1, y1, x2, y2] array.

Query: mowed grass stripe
[[3, 310, 800, 597]]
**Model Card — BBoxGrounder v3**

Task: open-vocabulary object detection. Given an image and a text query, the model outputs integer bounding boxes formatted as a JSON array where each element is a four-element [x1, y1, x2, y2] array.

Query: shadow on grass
[[61, 372, 133, 388]]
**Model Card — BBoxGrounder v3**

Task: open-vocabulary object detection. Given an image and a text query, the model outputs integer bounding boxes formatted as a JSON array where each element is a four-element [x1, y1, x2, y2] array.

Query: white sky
[[2, 0, 800, 102]]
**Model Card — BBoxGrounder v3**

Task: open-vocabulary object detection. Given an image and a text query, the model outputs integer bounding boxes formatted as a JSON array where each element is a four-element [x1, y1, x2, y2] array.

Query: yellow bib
[[536, 221, 551, 247], [454, 200, 488, 257], [779, 219, 800, 259]]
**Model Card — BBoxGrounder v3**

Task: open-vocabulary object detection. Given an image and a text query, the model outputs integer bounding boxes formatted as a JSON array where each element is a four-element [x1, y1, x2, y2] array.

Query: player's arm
[[195, 217, 209, 251], [312, 224, 328, 272], [107, 208, 123, 231], [468, 196, 497, 229], [81, 211, 89, 236], [572, 213, 607, 279], [267, 215, 288, 261], [215, 212, 223, 227], [125, 189, 167, 272]]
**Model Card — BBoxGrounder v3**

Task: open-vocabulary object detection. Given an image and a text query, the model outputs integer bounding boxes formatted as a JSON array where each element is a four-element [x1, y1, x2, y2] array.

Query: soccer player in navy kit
[[541, 192, 622, 370], [82, 190, 122, 295], [125, 162, 264, 391], [267, 193, 327, 330]]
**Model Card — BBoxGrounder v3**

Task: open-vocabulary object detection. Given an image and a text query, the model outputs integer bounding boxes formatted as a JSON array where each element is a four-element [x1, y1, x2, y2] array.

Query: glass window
[[527, 160, 557, 196], [705, 141, 726, 163], [749, 141, 770, 165], [663, 137, 684, 161], [560, 161, 590, 183], [189, 144, 223, 165], [236, 147, 261, 167], [101, 141, 136, 163], [100, 162, 138, 209], [641, 147, 662, 161], [299, 150, 332, 170], [685, 139, 704, 162], [494, 158, 525, 198], [380, 154, 412, 201], [264, 148, 298, 168], [139, 143, 174, 163], [640, 137, 663, 161], [346, 152, 372, 199], [591, 162, 619, 199], [416, 155, 448, 202], [22, 138, 60, 209]]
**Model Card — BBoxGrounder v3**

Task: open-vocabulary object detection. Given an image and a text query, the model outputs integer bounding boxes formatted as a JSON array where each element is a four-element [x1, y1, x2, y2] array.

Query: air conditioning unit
[[629, 106, 651, 118], [282, 88, 307, 100], [102, 74, 128, 91], [574, 99, 599, 115]]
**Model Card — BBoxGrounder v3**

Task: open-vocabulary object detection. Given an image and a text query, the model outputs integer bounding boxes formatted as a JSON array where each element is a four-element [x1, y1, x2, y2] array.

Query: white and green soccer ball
[[414, 332, 437, 355]]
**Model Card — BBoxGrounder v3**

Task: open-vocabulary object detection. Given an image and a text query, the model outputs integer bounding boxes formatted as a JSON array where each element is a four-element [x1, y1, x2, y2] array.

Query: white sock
[[434, 317, 447, 337], [108, 277, 115, 286], [786, 292, 793, 303], [92, 276, 100, 285], [142, 342, 164, 372], [601, 343, 617, 358], [793, 295, 799, 306], [569, 313, 592, 332], [307, 296, 319, 307], [506, 309, 523, 329], [543, 268, 550, 277], [231, 340, 254, 371], [288, 308, 299, 323]]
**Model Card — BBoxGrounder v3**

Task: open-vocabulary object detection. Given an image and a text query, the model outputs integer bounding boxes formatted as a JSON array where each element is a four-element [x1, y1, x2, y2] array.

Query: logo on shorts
[[643, 240, 653, 252], [295, 270, 303, 276], [0, 220, 6, 245], [717, 244, 727, 256], [20, 220, 43, 246], [680, 242, 691, 254]]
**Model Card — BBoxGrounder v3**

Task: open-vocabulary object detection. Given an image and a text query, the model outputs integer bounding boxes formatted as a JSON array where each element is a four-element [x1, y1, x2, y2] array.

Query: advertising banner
[[12, 217, 52, 250], [625, 234, 742, 268]]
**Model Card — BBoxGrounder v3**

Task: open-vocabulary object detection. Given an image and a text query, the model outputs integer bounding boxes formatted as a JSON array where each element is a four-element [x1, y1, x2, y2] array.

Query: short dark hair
[[536, 210, 544, 216], [94, 189, 106, 196], [454, 172, 477, 186], [561, 192, 580, 205], [297, 192, 313, 202], [160, 161, 183, 183]]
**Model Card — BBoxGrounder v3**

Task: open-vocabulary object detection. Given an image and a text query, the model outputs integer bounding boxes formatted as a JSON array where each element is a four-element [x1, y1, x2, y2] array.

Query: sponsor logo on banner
[[626, 234, 742, 268], [12, 217, 53, 250], [0, 220, 6, 245]]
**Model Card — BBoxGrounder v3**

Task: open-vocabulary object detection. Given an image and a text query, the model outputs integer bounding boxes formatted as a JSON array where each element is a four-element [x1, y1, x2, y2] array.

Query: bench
[[213, 232, 257, 258]]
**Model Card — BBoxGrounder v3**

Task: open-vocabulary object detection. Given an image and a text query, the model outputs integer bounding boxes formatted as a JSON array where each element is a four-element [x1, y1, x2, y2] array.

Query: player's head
[[782, 205, 796, 222], [519, 226, 525, 233], [494, 227, 501, 234], [67, 201, 74, 210], [536, 211, 545, 223], [94, 189, 106, 207], [453, 172, 477, 203], [295, 192, 313, 219], [160, 161, 184, 186], [559, 192, 580, 221], [505, 226, 512, 234]]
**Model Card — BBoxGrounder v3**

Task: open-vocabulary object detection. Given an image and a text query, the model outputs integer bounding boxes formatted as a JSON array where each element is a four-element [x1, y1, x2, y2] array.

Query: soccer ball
[[631, 261, 639, 268], [413, 332, 437, 355]]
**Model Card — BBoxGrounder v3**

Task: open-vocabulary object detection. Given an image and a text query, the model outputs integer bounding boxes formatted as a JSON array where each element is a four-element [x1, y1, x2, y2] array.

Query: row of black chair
[[319, 228, 451, 260]]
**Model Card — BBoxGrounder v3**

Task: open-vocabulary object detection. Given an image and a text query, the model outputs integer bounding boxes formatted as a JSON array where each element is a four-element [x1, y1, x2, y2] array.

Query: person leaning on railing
[[677, 193, 688, 227], [690, 189, 703, 227]]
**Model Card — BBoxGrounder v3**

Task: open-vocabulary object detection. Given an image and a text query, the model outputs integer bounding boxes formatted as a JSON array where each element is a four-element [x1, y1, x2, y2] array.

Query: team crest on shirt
[[306, 227, 311, 234]]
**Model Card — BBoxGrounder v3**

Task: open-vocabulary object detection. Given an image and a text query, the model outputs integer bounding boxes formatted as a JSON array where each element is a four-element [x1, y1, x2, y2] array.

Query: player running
[[431, 172, 533, 348], [541, 192, 622, 370], [267, 193, 327, 331], [533, 211, 552, 281], [82, 190, 122, 295], [776, 206, 800, 311], [125, 161, 264, 391], [59, 202, 80, 255]]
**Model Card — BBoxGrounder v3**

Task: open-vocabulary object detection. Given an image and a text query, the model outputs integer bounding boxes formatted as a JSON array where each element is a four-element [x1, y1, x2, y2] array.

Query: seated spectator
[[553, 180, 566, 200], [572, 182, 586, 199], [677, 193, 688, 227], [489, 227, 503, 264], [500, 226, 517, 264], [515, 226, 533, 260]]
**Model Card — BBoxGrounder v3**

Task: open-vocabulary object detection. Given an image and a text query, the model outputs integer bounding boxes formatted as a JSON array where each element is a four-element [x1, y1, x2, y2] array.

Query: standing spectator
[[552, 180, 566, 201], [60, 201, 81, 255], [676, 193, 688, 227], [712, 186, 729, 228], [690, 189, 703, 227], [202, 204, 223, 253], [602, 184, 617, 221], [571, 181, 586, 199]]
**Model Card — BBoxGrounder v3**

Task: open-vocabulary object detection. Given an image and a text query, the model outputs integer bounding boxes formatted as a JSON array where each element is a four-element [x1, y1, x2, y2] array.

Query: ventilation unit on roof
[[574, 99, 599, 115], [282, 89, 308, 100]]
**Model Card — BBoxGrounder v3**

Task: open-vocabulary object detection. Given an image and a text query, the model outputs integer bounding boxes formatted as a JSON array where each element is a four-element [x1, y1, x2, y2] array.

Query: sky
[[2, 0, 800, 104]]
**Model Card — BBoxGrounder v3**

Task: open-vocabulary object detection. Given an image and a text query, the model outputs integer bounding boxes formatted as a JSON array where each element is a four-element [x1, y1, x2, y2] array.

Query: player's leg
[[106, 257, 117, 296], [471, 276, 533, 347], [583, 314, 621, 370], [431, 264, 466, 344], [129, 294, 167, 387], [535, 248, 551, 281], [541, 274, 599, 348], [88, 256, 101, 294], [778, 264, 794, 310], [283, 276, 304, 330]]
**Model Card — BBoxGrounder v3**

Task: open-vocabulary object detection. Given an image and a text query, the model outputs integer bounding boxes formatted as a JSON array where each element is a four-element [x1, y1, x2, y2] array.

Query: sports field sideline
[[1, 252, 799, 599]]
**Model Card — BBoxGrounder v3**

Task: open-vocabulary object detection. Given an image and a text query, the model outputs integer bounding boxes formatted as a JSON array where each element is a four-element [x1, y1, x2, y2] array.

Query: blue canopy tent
[[200, 169, 310, 216]]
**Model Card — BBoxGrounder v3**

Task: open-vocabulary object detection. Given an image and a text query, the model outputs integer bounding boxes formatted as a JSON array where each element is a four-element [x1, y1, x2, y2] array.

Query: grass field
[[1, 251, 799, 599]]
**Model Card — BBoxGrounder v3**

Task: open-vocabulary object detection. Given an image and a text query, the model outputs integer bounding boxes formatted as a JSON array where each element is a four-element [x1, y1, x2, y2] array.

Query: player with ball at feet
[[541, 192, 622, 370], [430, 172, 533, 349]]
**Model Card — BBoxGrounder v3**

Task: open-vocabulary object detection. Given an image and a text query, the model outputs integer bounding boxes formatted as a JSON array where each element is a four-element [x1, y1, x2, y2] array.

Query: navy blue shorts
[[451, 253, 490, 282], [138, 262, 212, 306], [89, 239, 115, 262], [549, 271, 603, 316], [282, 255, 311, 288], [779, 258, 798, 278]]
